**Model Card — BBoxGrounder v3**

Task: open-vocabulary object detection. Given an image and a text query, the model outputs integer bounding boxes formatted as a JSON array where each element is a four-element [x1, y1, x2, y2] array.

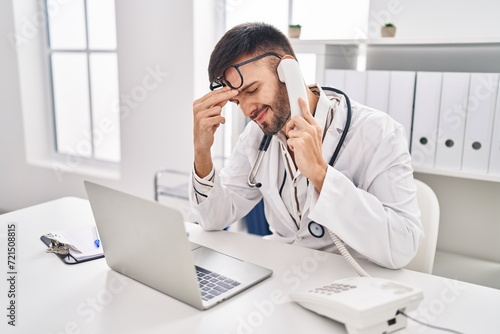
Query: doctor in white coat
[[189, 22, 423, 270]]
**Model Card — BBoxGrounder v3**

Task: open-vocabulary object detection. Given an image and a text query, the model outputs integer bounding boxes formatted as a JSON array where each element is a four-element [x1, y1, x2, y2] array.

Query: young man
[[189, 22, 423, 269]]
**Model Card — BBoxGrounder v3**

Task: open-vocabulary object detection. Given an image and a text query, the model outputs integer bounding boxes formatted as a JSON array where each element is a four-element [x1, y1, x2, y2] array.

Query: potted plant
[[288, 24, 302, 38], [381, 23, 396, 37]]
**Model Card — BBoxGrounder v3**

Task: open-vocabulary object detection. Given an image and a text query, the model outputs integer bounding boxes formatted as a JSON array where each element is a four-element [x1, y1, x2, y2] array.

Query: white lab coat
[[189, 86, 423, 269]]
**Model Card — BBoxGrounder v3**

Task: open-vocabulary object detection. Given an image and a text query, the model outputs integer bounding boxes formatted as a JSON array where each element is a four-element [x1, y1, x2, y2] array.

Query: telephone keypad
[[311, 283, 357, 295]]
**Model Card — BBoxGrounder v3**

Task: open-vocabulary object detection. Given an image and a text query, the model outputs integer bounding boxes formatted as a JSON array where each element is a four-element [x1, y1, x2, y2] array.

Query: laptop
[[84, 181, 272, 310]]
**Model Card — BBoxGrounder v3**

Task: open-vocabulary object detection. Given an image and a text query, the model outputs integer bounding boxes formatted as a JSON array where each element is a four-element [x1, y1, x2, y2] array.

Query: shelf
[[292, 38, 500, 185], [413, 166, 500, 184], [291, 37, 500, 46]]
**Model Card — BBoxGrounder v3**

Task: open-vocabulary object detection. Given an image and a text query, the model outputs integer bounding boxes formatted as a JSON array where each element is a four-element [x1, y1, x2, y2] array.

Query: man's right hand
[[192, 87, 239, 178]]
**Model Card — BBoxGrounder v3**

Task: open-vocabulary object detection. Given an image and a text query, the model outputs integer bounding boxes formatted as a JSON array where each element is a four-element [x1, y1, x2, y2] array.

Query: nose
[[238, 99, 254, 119]]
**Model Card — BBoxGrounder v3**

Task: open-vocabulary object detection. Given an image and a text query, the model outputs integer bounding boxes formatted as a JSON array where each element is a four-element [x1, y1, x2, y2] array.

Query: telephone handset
[[277, 58, 309, 117]]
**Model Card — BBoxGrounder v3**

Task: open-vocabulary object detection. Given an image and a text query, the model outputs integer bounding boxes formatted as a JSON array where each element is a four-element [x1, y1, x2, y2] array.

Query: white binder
[[344, 70, 367, 104], [435, 72, 471, 171], [462, 73, 500, 173], [388, 71, 416, 146], [411, 72, 443, 168], [489, 82, 500, 175], [365, 71, 391, 112]]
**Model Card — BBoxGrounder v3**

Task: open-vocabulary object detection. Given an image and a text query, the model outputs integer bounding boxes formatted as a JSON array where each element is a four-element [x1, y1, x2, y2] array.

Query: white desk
[[1, 197, 499, 334]]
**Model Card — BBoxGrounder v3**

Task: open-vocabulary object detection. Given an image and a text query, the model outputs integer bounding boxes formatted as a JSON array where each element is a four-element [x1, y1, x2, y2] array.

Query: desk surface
[[1, 197, 499, 334]]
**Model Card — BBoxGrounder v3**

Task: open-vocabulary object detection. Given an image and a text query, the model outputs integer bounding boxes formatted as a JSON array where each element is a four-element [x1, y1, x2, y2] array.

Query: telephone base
[[290, 277, 423, 334], [345, 312, 406, 334]]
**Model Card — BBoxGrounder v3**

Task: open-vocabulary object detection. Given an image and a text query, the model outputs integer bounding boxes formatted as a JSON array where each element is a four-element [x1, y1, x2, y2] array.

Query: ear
[[281, 54, 295, 60]]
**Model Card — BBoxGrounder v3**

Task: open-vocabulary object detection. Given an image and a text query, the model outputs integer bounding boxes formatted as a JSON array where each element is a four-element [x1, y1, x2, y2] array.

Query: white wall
[[367, 0, 500, 39], [0, 0, 194, 212], [193, 0, 223, 97]]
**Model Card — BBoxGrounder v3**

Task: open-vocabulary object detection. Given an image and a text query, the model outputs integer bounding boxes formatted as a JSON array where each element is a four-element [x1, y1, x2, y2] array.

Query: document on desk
[[42, 226, 104, 263]]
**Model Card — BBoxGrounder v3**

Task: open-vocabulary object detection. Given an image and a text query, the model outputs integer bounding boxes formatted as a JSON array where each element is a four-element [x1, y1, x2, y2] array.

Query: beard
[[259, 82, 291, 136]]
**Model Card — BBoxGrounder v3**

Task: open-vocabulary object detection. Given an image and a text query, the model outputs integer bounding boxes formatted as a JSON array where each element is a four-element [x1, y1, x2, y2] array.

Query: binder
[[435, 72, 471, 171], [344, 70, 367, 104], [387, 71, 416, 146], [411, 72, 443, 168], [462, 73, 500, 173], [489, 82, 500, 175], [365, 71, 391, 112]]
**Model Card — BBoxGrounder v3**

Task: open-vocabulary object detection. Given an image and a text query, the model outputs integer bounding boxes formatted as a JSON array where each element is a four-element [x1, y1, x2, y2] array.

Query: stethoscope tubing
[[248, 134, 272, 187]]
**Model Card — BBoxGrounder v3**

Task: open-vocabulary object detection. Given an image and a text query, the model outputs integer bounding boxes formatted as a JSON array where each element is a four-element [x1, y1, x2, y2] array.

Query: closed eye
[[240, 81, 258, 95]]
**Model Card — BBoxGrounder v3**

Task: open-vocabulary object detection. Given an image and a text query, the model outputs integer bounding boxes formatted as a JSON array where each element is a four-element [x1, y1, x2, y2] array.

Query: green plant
[[384, 23, 394, 27], [288, 24, 301, 28]]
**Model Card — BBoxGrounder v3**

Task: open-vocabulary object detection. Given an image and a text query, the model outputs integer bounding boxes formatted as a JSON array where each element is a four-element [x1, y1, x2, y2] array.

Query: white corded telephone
[[289, 276, 423, 334], [288, 229, 424, 334], [277, 57, 424, 334]]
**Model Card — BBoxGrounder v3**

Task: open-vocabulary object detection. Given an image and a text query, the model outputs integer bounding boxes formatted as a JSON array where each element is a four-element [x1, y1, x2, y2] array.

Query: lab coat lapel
[[302, 89, 337, 221], [302, 88, 353, 217], [265, 138, 301, 235], [320, 88, 352, 165]]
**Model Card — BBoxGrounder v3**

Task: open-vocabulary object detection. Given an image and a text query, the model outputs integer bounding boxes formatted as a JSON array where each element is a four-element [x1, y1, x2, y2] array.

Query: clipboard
[[40, 235, 104, 264], [40, 235, 103, 264], [40, 226, 105, 265]]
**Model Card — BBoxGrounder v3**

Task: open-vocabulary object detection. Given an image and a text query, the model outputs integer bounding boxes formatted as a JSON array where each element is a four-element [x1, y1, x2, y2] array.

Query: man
[[189, 22, 423, 269]]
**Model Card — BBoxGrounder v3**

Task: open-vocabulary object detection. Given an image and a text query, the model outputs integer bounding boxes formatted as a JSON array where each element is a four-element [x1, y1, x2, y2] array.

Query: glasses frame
[[210, 52, 283, 91]]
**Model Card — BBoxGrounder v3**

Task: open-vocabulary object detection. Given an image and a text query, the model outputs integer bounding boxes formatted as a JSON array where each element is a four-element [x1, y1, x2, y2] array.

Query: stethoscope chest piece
[[308, 221, 325, 238]]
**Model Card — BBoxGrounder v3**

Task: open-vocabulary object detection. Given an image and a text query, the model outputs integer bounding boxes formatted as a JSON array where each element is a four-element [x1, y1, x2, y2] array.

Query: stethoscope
[[247, 86, 353, 238]]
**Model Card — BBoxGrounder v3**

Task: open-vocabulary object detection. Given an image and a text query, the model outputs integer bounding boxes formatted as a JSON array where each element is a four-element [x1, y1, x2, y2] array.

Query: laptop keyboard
[[196, 266, 241, 301]]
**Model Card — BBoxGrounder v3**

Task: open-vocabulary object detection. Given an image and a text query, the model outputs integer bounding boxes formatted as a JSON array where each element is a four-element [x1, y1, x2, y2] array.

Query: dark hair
[[208, 22, 296, 83]]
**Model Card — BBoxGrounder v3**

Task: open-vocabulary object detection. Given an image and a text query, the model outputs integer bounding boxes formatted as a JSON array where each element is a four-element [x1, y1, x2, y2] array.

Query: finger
[[294, 99, 323, 136], [204, 105, 223, 117], [286, 125, 300, 138], [197, 114, 226, 133], [195, 108, 226, 132], [287, 137, 303, 152], [194, 87, 239, 111], [285, 117, 298, 134], [290, 112, 310, 131], [214, 90, 239, 108], [299, 97, 312, 119], [194, 86, 231, 104]]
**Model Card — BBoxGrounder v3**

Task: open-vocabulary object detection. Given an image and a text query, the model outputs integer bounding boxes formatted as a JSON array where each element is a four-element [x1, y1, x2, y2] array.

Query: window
[[46, 0, 120, 163]]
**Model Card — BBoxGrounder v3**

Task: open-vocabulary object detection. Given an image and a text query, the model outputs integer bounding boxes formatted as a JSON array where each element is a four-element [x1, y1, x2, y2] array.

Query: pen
[[93, 226, 100, 248]]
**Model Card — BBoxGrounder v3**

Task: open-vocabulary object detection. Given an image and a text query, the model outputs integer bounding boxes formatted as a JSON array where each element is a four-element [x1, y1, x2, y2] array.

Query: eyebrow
[[238, 81, 258, 93], [229, 81, 259, 103]]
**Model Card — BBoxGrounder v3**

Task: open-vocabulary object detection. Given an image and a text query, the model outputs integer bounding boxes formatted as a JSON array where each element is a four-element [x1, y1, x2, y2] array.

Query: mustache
[[250, 105, 270, 120]]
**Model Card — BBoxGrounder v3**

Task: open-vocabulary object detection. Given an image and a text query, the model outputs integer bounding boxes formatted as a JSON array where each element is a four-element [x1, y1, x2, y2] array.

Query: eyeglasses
[[210, 52, 282, 91]]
